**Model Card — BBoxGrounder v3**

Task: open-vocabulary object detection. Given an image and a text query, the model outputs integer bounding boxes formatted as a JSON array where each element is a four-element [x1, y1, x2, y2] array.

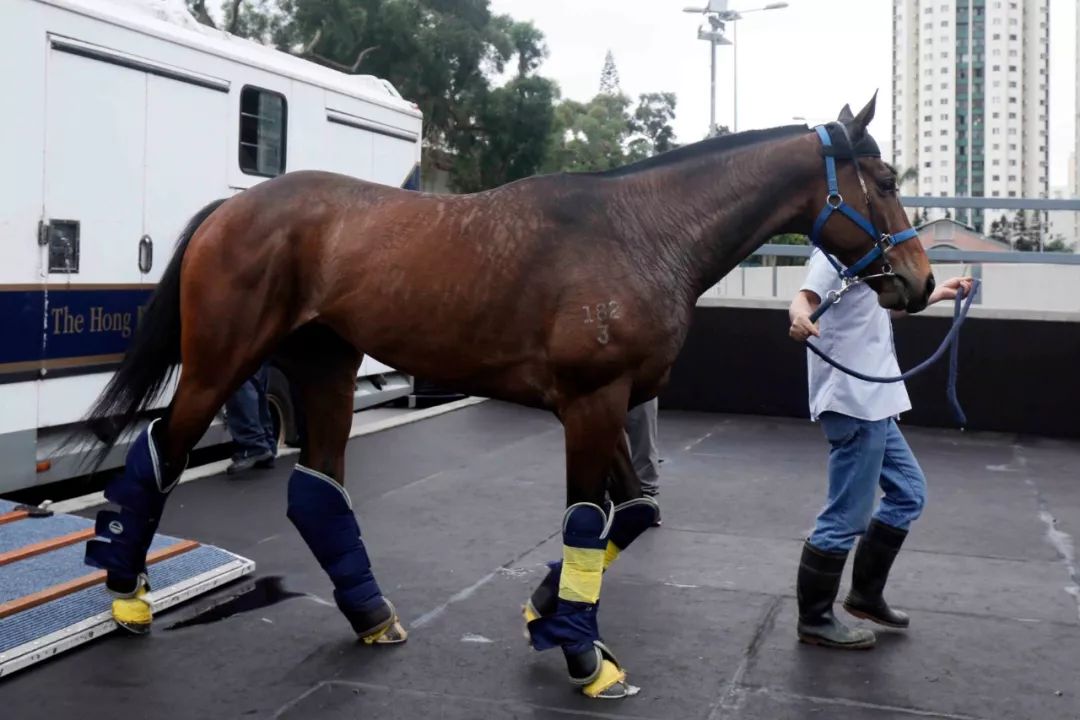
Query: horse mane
[[575, 124, 811, 179]]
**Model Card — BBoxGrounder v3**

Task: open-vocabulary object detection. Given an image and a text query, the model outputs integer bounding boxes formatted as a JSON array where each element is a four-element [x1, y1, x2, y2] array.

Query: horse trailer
[[0, 0, 424, 493]]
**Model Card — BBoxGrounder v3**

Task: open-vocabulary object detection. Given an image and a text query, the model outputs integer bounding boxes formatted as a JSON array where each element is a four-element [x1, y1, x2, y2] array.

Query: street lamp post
[[684, 1, 789, 135]]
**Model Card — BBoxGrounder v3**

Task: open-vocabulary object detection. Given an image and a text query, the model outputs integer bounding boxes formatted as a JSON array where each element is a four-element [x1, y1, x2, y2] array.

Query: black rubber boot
[[843, 520, 910, 628], [797, 541, 875, 649]]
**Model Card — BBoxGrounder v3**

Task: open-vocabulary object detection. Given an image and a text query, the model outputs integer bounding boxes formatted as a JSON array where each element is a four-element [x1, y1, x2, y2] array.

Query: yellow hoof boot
[[112, 589, 152, 634], [582, 659, 639, 699], [362, 617, 408, 645], [359, 600, 408, 645], [522, 601, 541, 645]]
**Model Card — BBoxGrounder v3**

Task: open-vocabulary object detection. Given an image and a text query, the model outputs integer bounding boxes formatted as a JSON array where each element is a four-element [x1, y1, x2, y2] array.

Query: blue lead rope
[[804, 279, 980, 428]]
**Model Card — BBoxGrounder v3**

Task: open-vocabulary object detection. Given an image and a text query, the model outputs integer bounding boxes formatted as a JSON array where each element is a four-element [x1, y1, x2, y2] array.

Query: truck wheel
[[267, 366, 300, 448]]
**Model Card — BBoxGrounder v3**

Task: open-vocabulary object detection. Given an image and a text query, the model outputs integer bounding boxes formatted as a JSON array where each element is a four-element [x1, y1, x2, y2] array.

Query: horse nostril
[[925, 273, 936, 299]]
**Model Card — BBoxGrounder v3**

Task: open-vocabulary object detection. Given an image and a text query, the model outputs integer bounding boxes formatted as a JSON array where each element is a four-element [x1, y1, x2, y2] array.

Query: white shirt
[[800, 249, 912, 422]]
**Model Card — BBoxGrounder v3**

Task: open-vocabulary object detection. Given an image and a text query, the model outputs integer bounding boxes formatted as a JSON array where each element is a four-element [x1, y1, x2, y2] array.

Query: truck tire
[[266, 365, 300, 448]]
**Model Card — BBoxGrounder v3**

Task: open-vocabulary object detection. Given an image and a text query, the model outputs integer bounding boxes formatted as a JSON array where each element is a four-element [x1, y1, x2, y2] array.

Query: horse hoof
[[112, 591, 152, 634], [362, 618, 408, 645], [359, 600, 408, 645], [581, 659, 639, 699]]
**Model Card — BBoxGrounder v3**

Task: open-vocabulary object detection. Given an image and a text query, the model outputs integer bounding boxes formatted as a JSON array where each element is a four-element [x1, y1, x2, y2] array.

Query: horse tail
[[81, 198, 227, 471]]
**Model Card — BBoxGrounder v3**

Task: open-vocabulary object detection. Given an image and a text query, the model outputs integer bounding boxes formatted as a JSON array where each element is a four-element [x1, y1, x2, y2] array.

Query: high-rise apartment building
[[892, 0, 1050, 229]]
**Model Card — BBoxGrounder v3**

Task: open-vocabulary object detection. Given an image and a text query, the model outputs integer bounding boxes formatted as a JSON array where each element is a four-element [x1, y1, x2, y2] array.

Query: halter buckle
[[826, 192, 843, 209]]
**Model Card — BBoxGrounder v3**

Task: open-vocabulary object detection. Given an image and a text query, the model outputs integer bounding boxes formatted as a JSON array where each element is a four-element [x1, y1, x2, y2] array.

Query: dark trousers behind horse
[[79, 96, 933, 698]]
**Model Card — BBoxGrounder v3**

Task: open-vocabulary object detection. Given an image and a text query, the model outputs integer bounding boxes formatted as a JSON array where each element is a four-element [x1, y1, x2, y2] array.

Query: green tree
[[208, 0, 555, 192], [630, 92, 677, 155], [599, 50, 620, 95], [1011, 210, 1038, 251], [544, 92, 634, 173], [1044, 235, 1075, 253]]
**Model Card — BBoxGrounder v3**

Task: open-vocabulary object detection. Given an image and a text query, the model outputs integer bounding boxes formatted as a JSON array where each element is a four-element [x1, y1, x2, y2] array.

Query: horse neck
[[613, 135, 819, 299]]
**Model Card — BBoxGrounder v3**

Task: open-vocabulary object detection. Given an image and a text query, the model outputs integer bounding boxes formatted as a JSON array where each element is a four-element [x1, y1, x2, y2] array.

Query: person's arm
[[788, 290, 821, 341], [891, 276, 974, 319]]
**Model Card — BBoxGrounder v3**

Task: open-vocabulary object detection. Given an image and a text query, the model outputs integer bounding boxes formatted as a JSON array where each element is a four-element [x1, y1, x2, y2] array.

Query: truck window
[[239, 86, 287, 176]]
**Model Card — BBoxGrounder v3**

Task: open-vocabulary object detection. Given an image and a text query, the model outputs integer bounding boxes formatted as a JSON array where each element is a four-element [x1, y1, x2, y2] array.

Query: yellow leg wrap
[[560, 546, 605, 604], [603, 541, 620, 570], [112, 587, 152, 633], [581, 659, 628, 698]]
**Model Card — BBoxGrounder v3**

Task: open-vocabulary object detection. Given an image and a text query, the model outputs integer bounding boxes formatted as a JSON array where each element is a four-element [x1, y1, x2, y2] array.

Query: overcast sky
[[489, 0, 1077, 189]]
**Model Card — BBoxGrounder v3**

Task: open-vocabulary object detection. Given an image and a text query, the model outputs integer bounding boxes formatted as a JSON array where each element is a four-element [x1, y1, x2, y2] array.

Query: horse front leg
[[525, 381, 656, 699], [278, 327, 406, 645], [525, 435, 656, 621]]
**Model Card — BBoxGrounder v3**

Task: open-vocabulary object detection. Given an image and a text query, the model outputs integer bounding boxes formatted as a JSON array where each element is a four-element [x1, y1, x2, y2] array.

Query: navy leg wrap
[[528, 497, 658, 619], [527, 503, 611, 658], [287, 465, 385, 626], [85, 420, 179, 592]]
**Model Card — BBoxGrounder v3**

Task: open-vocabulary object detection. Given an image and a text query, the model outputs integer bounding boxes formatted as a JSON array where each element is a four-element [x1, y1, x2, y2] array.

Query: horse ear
[[851, 91, 878, 136], [837, 104, 855, 123]]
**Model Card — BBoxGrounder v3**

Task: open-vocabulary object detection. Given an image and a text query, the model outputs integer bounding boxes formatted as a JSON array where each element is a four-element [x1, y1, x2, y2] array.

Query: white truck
[[1, 0, 423, 493]]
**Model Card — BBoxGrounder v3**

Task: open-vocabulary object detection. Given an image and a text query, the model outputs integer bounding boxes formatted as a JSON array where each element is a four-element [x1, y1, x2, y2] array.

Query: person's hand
[[789, 313, 820, 342], [929, 276, 974, 305]]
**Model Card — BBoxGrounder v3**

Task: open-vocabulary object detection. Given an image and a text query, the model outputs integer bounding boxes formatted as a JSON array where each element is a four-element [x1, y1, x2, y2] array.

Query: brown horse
[[82, 94, 932, 698]]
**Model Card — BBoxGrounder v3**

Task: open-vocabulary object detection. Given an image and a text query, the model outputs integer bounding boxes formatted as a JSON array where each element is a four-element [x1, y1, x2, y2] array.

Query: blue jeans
[[225, 364, 277, 458], [809, 412, 927, 553]]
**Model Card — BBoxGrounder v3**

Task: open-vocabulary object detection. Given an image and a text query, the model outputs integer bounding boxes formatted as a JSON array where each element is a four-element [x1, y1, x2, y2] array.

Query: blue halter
[[808, 123, 919, 282]]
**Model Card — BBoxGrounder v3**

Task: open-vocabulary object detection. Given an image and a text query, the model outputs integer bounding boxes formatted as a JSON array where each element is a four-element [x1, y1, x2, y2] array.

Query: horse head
[[804, 93, 934, 313]]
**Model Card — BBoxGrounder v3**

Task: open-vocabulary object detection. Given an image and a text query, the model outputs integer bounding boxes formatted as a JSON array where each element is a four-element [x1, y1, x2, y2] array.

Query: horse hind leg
[[525, 381, 655, 699], [87, 349, 273, 632], [277, 324, 406, 645]]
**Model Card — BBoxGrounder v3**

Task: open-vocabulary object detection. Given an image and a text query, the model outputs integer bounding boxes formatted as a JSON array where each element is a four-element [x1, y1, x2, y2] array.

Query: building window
[[1009, 160, 1017, 166], [940, 176, 949, 183], [992, 175, 1000, 181], [940, 145, 948, 151], [992, 160, 1000, 166], [1008, 175, 1017, 181], [1008, 191, 1017, 197], [924, 115, 933, 122], [238, 86, 287, 177]]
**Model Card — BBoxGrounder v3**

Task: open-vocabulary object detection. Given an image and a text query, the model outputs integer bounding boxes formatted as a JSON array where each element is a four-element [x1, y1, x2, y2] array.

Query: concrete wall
[[661, 301, 1080, 439], [704, 262, 1080, 313]]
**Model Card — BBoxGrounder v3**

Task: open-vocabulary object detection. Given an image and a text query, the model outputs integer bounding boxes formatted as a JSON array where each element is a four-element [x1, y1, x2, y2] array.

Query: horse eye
[[879, 180, 897, 193]]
